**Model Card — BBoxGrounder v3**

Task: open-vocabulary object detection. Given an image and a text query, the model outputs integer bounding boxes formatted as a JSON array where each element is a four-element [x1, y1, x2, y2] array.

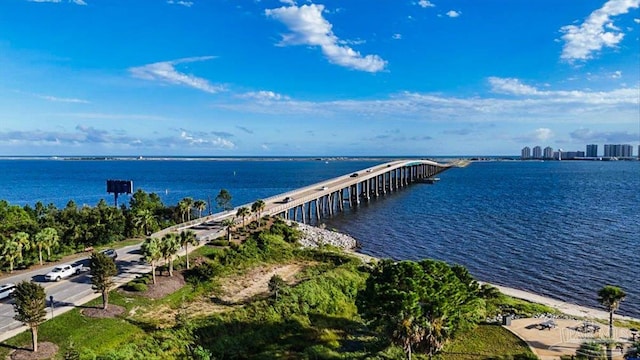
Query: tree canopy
[[357, 259, 485, 359], [90, 251, 118, 310], [13, 281, 47, 352]]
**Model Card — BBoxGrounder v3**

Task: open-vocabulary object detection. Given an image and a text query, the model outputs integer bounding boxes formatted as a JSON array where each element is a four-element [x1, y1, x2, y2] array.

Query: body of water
[[0, 158, 638, 317]]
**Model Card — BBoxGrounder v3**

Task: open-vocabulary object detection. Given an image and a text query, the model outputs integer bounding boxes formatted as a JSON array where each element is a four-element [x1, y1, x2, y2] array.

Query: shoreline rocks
[[290, 221, 358, 250]]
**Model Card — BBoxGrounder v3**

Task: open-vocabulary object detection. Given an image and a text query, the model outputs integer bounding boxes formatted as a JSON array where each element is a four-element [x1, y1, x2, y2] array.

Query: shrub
[[129, 283, 148, 292], [209, 240, 229, 247], [185, 261, 222, 285]]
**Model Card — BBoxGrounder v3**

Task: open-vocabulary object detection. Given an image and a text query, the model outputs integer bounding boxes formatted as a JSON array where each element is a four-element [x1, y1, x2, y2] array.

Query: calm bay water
[[0, 158, 638, 317]]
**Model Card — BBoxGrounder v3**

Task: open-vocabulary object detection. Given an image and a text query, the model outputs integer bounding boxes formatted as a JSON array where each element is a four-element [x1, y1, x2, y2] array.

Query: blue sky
[[0, 0, 639, 156]]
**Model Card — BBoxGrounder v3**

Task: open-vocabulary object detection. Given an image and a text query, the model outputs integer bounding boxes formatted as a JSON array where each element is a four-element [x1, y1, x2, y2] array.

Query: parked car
[[44, 264, 84, 282], [0, 283, 16, 301], [101, 248, 118, 260]]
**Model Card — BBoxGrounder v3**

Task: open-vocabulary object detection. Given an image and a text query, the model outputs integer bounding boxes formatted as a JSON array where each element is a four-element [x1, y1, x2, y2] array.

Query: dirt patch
[[81, 304, 126, 318], [137, 300, 230, 329], [119, 272, 186, 299], [218, 263, 304, 304], [9, 342, 58, 360]]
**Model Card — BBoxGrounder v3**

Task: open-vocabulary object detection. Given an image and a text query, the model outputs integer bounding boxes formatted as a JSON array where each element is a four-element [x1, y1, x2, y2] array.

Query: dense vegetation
[[2, 218, 539, 359], [0, 190, 217, 272]]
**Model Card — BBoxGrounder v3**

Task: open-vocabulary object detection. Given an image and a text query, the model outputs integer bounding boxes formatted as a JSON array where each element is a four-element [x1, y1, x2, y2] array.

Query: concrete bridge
[[155, 159, 453, 241], [264, 159, 451, 223]]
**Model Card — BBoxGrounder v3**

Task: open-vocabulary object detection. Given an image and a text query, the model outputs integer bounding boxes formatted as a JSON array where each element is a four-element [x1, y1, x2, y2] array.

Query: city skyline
[[521, 142, 637, 158], [1, 0, 639, 156]]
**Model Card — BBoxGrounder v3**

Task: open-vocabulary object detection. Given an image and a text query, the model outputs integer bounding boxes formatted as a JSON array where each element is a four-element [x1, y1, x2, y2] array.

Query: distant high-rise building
[[638, 145, 640, 159], [521, 146, 531, 159], [543, 146, 554, 159], [586, 144, 598, 157], [532, 146, 542, 159], [604, 144, 633, 157]]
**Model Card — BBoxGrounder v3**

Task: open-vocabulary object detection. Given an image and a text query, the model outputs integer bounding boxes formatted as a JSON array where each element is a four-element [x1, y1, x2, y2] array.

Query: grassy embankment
[[1, 219, 541, 359]]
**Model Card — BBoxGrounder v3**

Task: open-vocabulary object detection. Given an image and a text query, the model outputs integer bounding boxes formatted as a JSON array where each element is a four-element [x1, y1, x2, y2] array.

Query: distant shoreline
[[0, 155, 636, 162]]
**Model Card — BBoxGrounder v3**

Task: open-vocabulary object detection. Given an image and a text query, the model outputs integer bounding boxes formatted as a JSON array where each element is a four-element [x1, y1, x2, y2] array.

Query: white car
[[0, 283, 16, 300], [44, 264, 84, 282]]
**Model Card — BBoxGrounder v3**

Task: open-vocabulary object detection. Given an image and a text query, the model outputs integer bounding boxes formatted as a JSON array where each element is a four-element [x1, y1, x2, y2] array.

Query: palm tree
[[194, 200, 207, 219], [221, 218, 235, 241], [134, 209, 156, 236], [236, 207, 250, 227], [178, 230, 198, 269], [42, 228, 60, 261], [14, 232, 31, 262], [141, 237, 162, 285], [598, 285, 626, 360], [34, 227, 58, 265], [1, 239, 21, 273], [160, 233, 180, 277], [251, 199, 266, 223], [177, 198, 194, 222]]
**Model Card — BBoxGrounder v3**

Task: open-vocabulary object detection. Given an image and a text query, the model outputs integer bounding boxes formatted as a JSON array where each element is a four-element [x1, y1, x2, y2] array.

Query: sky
[[0, 0, 639, 156]]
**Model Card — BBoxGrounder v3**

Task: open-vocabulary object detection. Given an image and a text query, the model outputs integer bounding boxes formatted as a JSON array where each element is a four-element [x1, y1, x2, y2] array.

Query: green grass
[[436, 324, 537, 360], [0, 304, 144, 359]]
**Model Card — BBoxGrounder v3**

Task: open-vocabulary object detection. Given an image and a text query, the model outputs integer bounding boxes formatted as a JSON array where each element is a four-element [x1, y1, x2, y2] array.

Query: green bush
[[129, 283, 148, 292], [185, 261, 222, 285], [209, 239, 229, 247]]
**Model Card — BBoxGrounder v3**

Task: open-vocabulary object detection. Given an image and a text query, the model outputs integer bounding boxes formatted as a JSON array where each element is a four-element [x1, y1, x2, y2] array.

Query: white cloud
[[533, 128, 554, 141], [392, 33, 402, 40], [634, 18, 640, 23], [488, 77, 541, 95], [166, 0, 193, 7], [417, 0, 435, 8], [240, 91, 290, 101], [265, 4, 387, 72], [446, 10, 461, 18], [560, 0, 640, 61], [215, 79, 639, 127], [612, 70, 622, 78], [38, 95, 90, 103], [179, 130, 235, 149], [129, 56, 225, 94], [280, 0, 296, 5], [28, 0, 87, 4], [487, 76, 639, 105]]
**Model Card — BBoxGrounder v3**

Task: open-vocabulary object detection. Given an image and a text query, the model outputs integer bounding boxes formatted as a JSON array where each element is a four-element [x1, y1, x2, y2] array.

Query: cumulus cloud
[[559, 0, 640, 61], [417, 0, 435, 8], [129, 56, 225, 94], [265, 4, 387, 72], [611, 70, 622, 78], [392, 33, 402, 40], [446, 10, 461, 18], [634, 18, 640, 23], [166, 0, 193, 7]]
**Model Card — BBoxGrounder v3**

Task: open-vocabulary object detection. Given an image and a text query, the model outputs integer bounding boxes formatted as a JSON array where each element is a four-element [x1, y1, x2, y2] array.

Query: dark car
[[283, 197, 293, 203], [350, 173, 359, 177], [101, 249, 118, 260]]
